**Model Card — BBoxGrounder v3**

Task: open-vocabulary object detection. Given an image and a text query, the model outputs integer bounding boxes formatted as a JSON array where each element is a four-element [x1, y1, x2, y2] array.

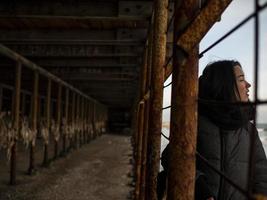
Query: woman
[[196, 60, 267, 199]]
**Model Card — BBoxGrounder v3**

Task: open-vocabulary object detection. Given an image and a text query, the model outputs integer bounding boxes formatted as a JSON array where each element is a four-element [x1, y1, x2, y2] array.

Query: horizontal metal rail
[[0, 43, 103, 107]]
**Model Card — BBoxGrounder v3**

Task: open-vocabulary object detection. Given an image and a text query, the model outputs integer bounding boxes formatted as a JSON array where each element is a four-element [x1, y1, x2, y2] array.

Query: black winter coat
[[197, 115, 267, 200]]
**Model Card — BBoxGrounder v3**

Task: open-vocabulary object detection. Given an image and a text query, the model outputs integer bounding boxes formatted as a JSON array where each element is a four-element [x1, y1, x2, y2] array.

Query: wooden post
[[63, 88, 69, 154], [146, 0, 168, 199], [28, 71, 39, 175], [43, 79, 51, 166], [10, 62, 21, 185]]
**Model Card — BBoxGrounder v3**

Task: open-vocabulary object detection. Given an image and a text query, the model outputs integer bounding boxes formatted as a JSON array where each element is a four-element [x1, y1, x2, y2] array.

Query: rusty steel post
[[0, 85, 2, 111], [167, 1, 200, 199], [139, 41, 151, 200], [71, 92, 76, 150], [167, 48, 199, 200], [10, 62, 21, 185], [63, 88, 69, 154], [146, 0, 168, 199], [84, 100, 88, 143], [54, 84, 62, 159], [89, 101, 93, 140], [21, 93, 26, 116], [43, 79, 51, 166], [28, 71, 39, 175], [134, 43, 148, 199], [92, 101, 96, 139], [81, 97, 85, 144], [75, 95, 81, 148], [140, 98, 150, 200], [135, 102, 145, 199]]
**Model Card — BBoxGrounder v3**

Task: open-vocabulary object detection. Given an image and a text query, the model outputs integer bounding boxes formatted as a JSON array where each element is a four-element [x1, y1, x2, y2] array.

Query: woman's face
[[234, 65, 251, 102]]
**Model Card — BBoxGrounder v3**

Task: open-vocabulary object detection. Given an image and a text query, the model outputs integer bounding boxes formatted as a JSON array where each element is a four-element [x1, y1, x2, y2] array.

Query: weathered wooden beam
[[28, 71, 39, 175], [146, 0, 168, 199], [0, 16, 149, 29], [10, 62, 21, 185], [164, 0, 232, 80]]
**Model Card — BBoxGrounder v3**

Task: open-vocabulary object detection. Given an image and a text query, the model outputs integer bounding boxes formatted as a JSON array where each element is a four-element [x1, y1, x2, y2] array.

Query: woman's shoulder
[[198, 115, 220, 133]]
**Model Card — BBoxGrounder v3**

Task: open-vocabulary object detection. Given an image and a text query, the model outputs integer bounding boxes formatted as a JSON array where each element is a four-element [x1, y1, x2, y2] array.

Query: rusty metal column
[[76, 95, 80, 148], [146, 0, 168, 199], [10, 62, 21, 185], [43, 79, 51, 166], [71, 92, 76, 150], [135, 43, 148, 200], [139, 41, 151, 200], [135, 101, 145, 200], [21, 93, 26, 116], [168, 49, 199, 200], [92, 101, 96, 139], [28, 71, 39, 175], [141, 33, 153, 200], [81, 97, 85, 144], [167, 0, 199, 199], [63, 88, 69, 154], [0, 84, 2, 111], [54, 84, 62, 159], [86, 101, 89, 143]]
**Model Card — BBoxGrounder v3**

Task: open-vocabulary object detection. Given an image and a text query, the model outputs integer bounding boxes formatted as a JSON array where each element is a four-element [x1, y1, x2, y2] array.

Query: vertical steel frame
[[10, 62, 22, 184]]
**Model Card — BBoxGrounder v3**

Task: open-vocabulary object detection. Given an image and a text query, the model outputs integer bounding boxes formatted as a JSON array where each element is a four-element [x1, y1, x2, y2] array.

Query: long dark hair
[[198, 60, 250, 130], [199, 60, 241, 102]]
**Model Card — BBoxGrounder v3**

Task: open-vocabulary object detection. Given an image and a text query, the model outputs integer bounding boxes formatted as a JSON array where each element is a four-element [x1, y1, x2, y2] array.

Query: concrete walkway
[[0, 134, 133, 200]]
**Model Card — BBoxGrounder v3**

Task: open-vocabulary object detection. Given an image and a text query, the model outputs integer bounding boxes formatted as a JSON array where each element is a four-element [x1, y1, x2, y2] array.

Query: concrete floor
[[0, 134, 134, 200]]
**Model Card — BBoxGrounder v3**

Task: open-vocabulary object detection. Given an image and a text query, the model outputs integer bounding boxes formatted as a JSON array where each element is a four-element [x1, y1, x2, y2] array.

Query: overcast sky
[[163, 0, 267, 124]]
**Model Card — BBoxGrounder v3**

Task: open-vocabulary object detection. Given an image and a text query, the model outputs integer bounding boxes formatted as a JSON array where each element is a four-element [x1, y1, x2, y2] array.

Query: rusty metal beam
[[28, 71, 39, 175], [146, 0, 168, 199], [164, 0, 232, 80], [10, 62, 21, 185], [0, 15, 149, 29]]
